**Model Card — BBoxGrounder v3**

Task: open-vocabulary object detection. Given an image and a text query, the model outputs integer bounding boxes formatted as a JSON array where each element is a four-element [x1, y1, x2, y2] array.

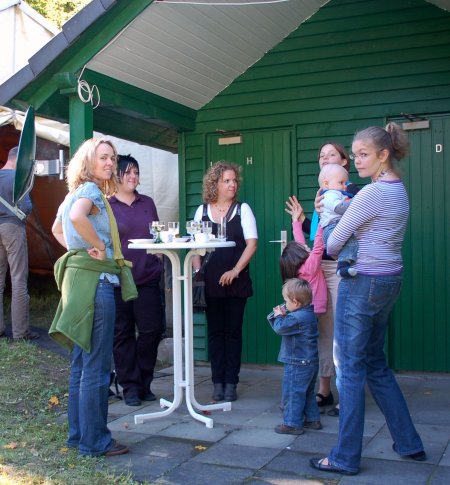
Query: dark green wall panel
[[182, 0, 450, 370]]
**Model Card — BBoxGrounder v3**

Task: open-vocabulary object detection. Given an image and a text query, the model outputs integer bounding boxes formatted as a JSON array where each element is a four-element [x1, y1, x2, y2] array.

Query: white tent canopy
[[0, 106, 179, 223]]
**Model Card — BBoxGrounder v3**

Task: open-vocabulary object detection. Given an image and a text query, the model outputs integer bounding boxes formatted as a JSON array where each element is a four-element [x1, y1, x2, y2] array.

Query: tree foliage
[[26, 0, 92, 29]]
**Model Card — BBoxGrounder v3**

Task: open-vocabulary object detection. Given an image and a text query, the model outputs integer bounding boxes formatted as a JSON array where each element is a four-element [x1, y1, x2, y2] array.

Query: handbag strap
[[199, 251, 211, 272], [225, 200, 240, 222]]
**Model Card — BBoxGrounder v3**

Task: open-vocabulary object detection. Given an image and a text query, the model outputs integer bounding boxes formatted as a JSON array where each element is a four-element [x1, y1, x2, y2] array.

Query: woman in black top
[[194, 162, 257, 402]]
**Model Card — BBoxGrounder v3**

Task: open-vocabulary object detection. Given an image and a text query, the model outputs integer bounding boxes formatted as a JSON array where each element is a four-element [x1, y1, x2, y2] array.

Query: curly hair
[[66, 138, 118, 195], [202, 161, 242, 203]]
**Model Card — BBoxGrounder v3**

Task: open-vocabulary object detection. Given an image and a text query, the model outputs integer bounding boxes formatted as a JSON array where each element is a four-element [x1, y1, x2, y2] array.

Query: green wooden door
[[389, 115, 450, 372], [207, 129, 293, 364]]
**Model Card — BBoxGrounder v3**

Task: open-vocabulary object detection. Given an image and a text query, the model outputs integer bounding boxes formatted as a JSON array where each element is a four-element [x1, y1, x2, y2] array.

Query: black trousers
[[113, 285, 164, 398], [205, 296, 247, 385]]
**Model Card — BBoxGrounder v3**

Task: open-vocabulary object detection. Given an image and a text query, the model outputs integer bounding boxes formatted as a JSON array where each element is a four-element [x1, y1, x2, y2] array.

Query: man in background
[[0, 146, 37, 340]]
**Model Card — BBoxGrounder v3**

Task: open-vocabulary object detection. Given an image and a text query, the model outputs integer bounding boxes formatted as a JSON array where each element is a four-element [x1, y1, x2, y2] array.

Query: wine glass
[[202, 221, 213, 236], [151, 220, 165, 243], [186, 220, 201, 239], [186, 221, 195, 239], [167, 221, 179, 242]]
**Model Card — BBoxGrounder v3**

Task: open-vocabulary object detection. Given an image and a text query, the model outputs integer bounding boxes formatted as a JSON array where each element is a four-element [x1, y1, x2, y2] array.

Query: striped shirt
[[327, 180, 409, 275]]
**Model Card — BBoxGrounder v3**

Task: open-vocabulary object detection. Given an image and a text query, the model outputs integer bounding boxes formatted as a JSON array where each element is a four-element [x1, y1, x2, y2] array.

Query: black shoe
[[224, 383, 237, 402], [13, 330, 40, 341], [316, 392, 334, 407], [212, 383, 224, 401], [142, 390, 156, 402], [124, 394, 141, 406], [327, 406, 339, 417], [392, 443, 427, 461]]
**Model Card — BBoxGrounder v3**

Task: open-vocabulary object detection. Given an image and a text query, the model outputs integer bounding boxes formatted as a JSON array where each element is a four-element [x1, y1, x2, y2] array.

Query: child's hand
[[273, 304, 286, 317], [285, 196, 305, 222]]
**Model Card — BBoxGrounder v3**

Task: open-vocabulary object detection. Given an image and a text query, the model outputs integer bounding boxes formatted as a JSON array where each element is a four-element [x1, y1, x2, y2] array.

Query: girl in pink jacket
[[279, 221, 327, 315]]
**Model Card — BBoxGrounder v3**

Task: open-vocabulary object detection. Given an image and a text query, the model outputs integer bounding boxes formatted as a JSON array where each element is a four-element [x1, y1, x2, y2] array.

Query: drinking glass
[[186, 221, 196, 238], [217, 217, 227, 241], [202, 221, 213, 235], [151, 220, 165, 243], [167, 221, 179, 242]]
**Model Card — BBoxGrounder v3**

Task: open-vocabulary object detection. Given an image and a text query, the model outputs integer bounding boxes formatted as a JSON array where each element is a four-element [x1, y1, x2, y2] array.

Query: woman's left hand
[[314, 189, 324, 213], [219, 268, 239, 286], [87, 246, 106, 260]]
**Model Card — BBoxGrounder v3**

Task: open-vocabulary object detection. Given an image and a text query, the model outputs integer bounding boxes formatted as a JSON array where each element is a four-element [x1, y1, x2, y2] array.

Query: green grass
[[0, 276, 147, 484]]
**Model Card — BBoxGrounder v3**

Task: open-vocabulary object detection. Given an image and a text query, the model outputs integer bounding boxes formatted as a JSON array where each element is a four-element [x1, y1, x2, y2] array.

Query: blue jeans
[[329, 274, 424, 473], [323, 222, 358, 264], [67, 279, 116, 456], [282, 363, 320, 428]]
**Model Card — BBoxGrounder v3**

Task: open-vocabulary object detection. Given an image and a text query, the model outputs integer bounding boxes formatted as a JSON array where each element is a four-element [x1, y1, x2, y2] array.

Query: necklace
[[215, 203, 230, 213], [372, 168, 392, 182]]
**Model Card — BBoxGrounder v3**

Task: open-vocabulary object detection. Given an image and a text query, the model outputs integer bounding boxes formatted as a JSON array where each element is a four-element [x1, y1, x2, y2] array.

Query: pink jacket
[[292, 221, 327, 314]]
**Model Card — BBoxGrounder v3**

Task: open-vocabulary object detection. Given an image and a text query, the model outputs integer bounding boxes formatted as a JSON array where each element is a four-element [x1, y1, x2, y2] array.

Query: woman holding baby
[[292, 124, 426, 475]]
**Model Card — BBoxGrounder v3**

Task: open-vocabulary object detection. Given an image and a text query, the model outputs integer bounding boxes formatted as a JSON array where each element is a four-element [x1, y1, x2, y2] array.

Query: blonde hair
[[66, 138, 118, 195], [353, 122, 409, 177], [282, 278, 312, 307], [318, 164, 348, 187], [202, 161, 241, 204]]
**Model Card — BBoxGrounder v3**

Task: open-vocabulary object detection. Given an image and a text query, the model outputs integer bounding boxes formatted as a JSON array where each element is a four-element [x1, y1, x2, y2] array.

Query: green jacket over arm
[[49, 250, 137, 352]]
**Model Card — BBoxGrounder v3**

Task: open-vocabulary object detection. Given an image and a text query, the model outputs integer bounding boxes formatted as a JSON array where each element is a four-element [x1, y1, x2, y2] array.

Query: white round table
[[128, 239, 235, 428]]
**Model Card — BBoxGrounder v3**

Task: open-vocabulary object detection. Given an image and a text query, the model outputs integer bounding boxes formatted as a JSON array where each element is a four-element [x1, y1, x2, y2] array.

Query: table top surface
[[128, 239, 236, 250]]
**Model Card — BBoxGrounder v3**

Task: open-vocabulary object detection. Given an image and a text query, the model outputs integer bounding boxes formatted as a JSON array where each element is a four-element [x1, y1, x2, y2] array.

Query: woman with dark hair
[[285, 141, 359, 416], [109, 155, 164, 406], [194, 161, 257, 402], [310, 123, 425, 476]]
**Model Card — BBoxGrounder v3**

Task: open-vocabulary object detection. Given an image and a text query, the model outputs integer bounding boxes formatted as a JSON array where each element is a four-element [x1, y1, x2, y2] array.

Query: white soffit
[[86, 0, 328, 110], [426, 0, 450, 12]]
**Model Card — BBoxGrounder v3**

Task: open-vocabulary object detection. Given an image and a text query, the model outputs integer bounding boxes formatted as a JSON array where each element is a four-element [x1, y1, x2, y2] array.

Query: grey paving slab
[[156, 461, 255, 485], [192, 442, 280, 469], [245, 410, 281, 429], [246, 469, 335, 484], [99, 366, 450, 485], [362, 422, 450, 465], [440, 440, 450, 466], [157, 420, 230, 442], [262, 449, 323, 478], [337, 458, 435, 484], [429, 464, 450, 484], [106, 435, 208, 483], [220, 426, 296, 448]]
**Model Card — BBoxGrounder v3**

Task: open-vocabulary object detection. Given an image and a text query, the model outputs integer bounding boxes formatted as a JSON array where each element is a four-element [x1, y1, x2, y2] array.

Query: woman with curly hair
[[194, 161, 257, 402]]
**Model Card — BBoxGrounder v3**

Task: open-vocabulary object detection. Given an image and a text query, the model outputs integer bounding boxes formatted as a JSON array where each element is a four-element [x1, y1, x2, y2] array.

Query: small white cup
[[160, 230, 171, 243], [194, 232, 209, 244]]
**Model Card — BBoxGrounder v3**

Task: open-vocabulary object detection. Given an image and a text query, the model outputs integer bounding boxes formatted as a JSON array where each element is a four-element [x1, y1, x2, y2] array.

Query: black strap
[[225, 201, 240, 221]]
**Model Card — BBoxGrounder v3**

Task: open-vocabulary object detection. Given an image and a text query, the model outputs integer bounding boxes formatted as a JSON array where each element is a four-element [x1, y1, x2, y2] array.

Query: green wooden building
[[2, 0, 449, 372]]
